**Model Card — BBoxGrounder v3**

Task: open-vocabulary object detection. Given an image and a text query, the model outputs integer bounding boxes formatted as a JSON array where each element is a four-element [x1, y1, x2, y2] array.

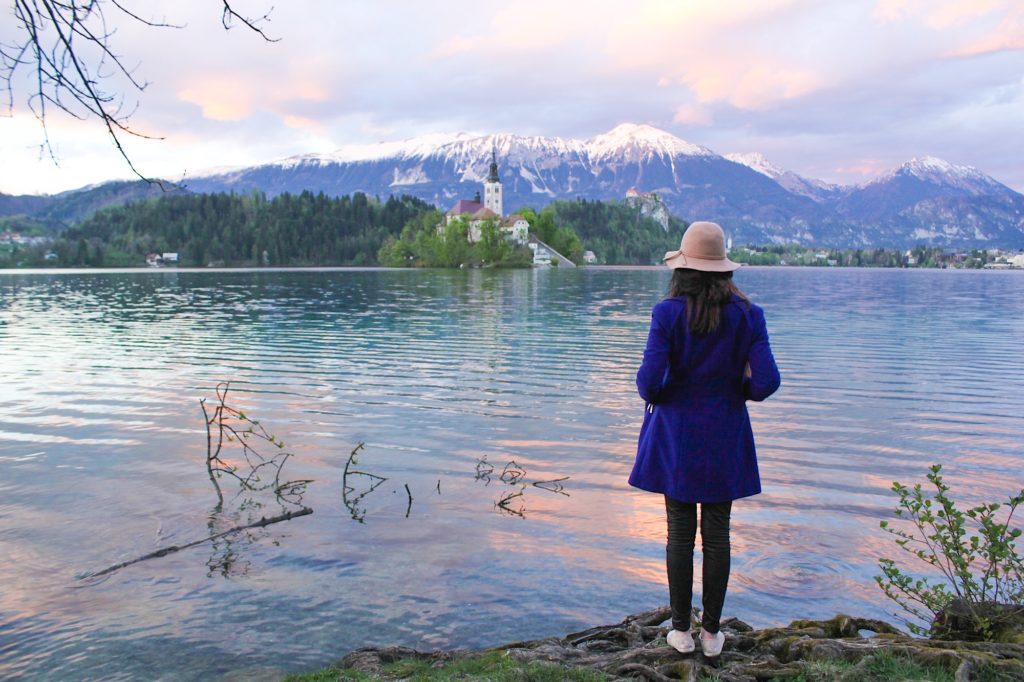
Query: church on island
[[445, 151, 529, 243], [445, 152, 574, 267]]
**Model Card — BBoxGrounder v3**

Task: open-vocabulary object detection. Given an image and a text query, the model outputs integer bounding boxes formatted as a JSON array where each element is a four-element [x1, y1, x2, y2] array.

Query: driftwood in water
[[80, 508, 313, 579], [342, 443, 389, 522], [200, 381, 311, 510], [475, 455, 571, 518]]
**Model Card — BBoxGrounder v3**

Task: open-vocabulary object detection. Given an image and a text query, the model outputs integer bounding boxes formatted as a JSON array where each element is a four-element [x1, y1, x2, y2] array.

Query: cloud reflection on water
[[1, 268, 1023, 679]]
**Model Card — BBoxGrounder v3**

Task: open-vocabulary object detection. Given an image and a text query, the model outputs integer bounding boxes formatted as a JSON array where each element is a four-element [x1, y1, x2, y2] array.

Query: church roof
[[471, 207, 499, 220], [448, 199, 484, 216], [502, 214, 527, 226]]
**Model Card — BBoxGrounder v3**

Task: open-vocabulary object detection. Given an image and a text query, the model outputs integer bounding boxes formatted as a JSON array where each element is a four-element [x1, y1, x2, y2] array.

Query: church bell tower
[[483, 149, 503, 217]]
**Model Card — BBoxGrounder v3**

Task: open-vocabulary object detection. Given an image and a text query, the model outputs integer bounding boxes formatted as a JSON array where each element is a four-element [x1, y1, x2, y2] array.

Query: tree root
[[335, 608, 1024, 681]]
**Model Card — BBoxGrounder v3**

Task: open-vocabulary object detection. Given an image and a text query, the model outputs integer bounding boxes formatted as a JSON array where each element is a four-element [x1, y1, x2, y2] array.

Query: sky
[[1, 0, 1022, 195]]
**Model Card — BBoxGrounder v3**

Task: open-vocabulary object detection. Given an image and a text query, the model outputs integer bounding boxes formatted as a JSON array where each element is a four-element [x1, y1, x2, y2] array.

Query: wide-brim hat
[[663, 221, 740, 272]]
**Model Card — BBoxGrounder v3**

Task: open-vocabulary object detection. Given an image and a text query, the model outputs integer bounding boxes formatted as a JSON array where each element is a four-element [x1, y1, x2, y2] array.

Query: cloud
[[949, 7, 1024, 56], [604, 0, 825, 109], [3, 0, 1023, 194], [178, 77, 256, 121], [872, 0, 1023, 57], [873, 0, 1006, 29], [673, 105, 713, 126], [834, 159, 894, 179], [432, 0, 593, 59], [282, 115, 321, 131]]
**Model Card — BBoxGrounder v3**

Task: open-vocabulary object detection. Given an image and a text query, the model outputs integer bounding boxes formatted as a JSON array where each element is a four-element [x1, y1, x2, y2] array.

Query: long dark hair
[[665, 268, 749, 335]]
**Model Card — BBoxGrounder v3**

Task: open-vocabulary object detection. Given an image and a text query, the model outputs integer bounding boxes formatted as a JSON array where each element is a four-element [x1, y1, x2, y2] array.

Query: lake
[[1, 266, 1022, 680]]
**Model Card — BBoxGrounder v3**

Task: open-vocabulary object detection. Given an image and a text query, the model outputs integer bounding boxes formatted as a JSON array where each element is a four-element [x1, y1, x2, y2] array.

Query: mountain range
[[5, 123, 1023, 248], [184, 124, 1023, 248]]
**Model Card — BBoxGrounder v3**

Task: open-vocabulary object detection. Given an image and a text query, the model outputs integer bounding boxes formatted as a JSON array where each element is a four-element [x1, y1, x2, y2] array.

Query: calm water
[[1, 267, 1022, 680]]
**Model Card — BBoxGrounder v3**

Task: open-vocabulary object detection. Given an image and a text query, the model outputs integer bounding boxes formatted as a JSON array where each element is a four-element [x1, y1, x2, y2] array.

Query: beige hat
[[663, 221, 740, 272]]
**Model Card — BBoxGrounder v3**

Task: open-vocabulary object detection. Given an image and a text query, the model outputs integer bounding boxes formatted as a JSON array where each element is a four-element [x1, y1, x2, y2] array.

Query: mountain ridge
[[5, 125, 1023, 248], [183, 124, 1023, 248]]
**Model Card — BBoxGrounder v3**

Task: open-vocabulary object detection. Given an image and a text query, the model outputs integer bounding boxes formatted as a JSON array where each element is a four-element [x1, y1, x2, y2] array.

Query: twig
[[475, 455, 494, 483], [201, 381, 309, 511], [404, 483, 413, 518], [79, 507, 312, 579], [496, 488, 525, 517], [342, 442, 387, 522], [500, 460, 526, 484], [220, 1, 279, 41], [2, 1, 277, 184], [533, 476, 570, 496]]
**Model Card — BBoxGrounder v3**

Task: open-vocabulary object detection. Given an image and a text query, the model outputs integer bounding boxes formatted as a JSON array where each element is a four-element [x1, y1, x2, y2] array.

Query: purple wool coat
[[629, 294, 780, 503]]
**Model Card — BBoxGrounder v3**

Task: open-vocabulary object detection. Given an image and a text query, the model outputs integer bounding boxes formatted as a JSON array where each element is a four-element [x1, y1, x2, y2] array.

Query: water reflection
[[0, 268, 1022, 679]]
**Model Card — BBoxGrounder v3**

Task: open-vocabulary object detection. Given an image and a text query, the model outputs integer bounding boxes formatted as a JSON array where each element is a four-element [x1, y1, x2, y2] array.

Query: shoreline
[[2, 264, 1024, 275], [278, 607, 1024, 681]]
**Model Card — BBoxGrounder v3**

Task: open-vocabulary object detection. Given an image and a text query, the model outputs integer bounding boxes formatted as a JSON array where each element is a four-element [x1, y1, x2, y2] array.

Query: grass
[[697, 649, 957, 682], [283, 650, 611, 681], [289, 645, 1022, 682]]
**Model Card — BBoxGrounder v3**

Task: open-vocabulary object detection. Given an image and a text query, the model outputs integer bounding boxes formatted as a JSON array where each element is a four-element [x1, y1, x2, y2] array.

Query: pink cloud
[[673, 104, 713, 126], [949, 7, 1024, 56], [835, 160, 893, 179], [873, 0, 1007, 29], [178, 78, 255, 121], [605, 0, 826, 111]]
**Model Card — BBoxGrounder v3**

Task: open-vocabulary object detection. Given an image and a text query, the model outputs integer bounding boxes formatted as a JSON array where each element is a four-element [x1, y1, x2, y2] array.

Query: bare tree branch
[[221, 1, 278, 42], [1, 1, 276, 186]]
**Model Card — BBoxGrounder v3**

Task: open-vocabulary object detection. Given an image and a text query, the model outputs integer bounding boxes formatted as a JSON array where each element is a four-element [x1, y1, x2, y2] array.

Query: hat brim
[[663, 250, 741, 272]]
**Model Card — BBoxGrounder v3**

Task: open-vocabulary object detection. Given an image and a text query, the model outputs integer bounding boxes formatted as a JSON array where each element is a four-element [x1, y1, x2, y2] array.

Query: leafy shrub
[[876, 465, 1024, 639]]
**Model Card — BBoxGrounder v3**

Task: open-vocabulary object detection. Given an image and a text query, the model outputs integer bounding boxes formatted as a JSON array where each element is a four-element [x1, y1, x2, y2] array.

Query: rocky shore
[[330, 607, 1024, 681]]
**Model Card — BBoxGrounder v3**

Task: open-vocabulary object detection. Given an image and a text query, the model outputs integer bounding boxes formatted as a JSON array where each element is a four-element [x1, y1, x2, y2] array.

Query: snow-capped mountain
[[832, 157, 1024, 246], [876, 156, 1007, 194], [725, 152, 840, 203], [587, 123, 714, 161], [184, 125, 1024, 248]]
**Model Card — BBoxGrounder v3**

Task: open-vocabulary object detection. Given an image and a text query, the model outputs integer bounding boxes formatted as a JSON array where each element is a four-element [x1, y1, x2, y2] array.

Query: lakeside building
[[145, 252, 179, 267]]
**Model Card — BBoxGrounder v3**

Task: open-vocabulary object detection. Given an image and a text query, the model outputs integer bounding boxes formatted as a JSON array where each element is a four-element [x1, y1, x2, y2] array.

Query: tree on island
[[516, 207, 584, 264], [378, 214, 533, 269]]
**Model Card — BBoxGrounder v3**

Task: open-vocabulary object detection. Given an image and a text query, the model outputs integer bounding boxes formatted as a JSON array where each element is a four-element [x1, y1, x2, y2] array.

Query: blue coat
[[629, 294, 780, 503]]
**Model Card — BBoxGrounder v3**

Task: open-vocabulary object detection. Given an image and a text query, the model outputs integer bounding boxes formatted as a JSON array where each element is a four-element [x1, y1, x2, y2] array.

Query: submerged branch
[[79, 507, 312, 580]]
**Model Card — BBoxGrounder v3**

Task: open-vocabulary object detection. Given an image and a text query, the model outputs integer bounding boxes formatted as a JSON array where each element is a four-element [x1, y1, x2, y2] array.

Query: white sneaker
[[666, 629, 695, 654], [700, 629, 725, 657]]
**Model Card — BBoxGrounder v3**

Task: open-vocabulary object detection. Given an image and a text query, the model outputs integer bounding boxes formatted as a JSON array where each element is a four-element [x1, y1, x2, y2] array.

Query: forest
[[4, 191, 433, 267], [545, 198, 688, 265], [2, 190, 688, 268], [2, 188, 1004, 270]]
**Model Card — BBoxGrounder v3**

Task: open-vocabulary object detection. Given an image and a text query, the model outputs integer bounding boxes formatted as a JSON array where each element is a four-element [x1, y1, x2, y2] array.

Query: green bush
[[876, 465, 1024, 639]]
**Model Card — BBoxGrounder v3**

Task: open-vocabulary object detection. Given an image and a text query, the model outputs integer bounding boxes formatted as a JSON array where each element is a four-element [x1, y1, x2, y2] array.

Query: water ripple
[[1, 267, 1022, 679]]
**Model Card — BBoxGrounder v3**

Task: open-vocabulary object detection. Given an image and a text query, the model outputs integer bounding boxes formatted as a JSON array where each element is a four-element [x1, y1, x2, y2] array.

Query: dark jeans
[[665, 496, 732, 633]]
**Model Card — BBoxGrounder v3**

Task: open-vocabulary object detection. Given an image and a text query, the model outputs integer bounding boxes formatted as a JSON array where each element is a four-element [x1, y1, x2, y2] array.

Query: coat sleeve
[[636, 306, 672, 403], [744, 305, 781, 402]]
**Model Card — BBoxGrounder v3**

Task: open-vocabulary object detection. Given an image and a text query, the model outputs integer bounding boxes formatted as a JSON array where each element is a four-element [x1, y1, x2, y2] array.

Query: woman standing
[[630, 221, 780, 658]]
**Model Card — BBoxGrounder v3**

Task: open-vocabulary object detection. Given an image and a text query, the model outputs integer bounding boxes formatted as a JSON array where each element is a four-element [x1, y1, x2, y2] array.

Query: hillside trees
[[541, 199, 686, 264], [52, 191, 433, 267], [516, 207, 583, 263]]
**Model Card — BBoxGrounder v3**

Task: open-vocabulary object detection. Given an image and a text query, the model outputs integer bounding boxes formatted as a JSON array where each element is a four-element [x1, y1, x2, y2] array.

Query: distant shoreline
[[2, 264, 1024, 276]]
